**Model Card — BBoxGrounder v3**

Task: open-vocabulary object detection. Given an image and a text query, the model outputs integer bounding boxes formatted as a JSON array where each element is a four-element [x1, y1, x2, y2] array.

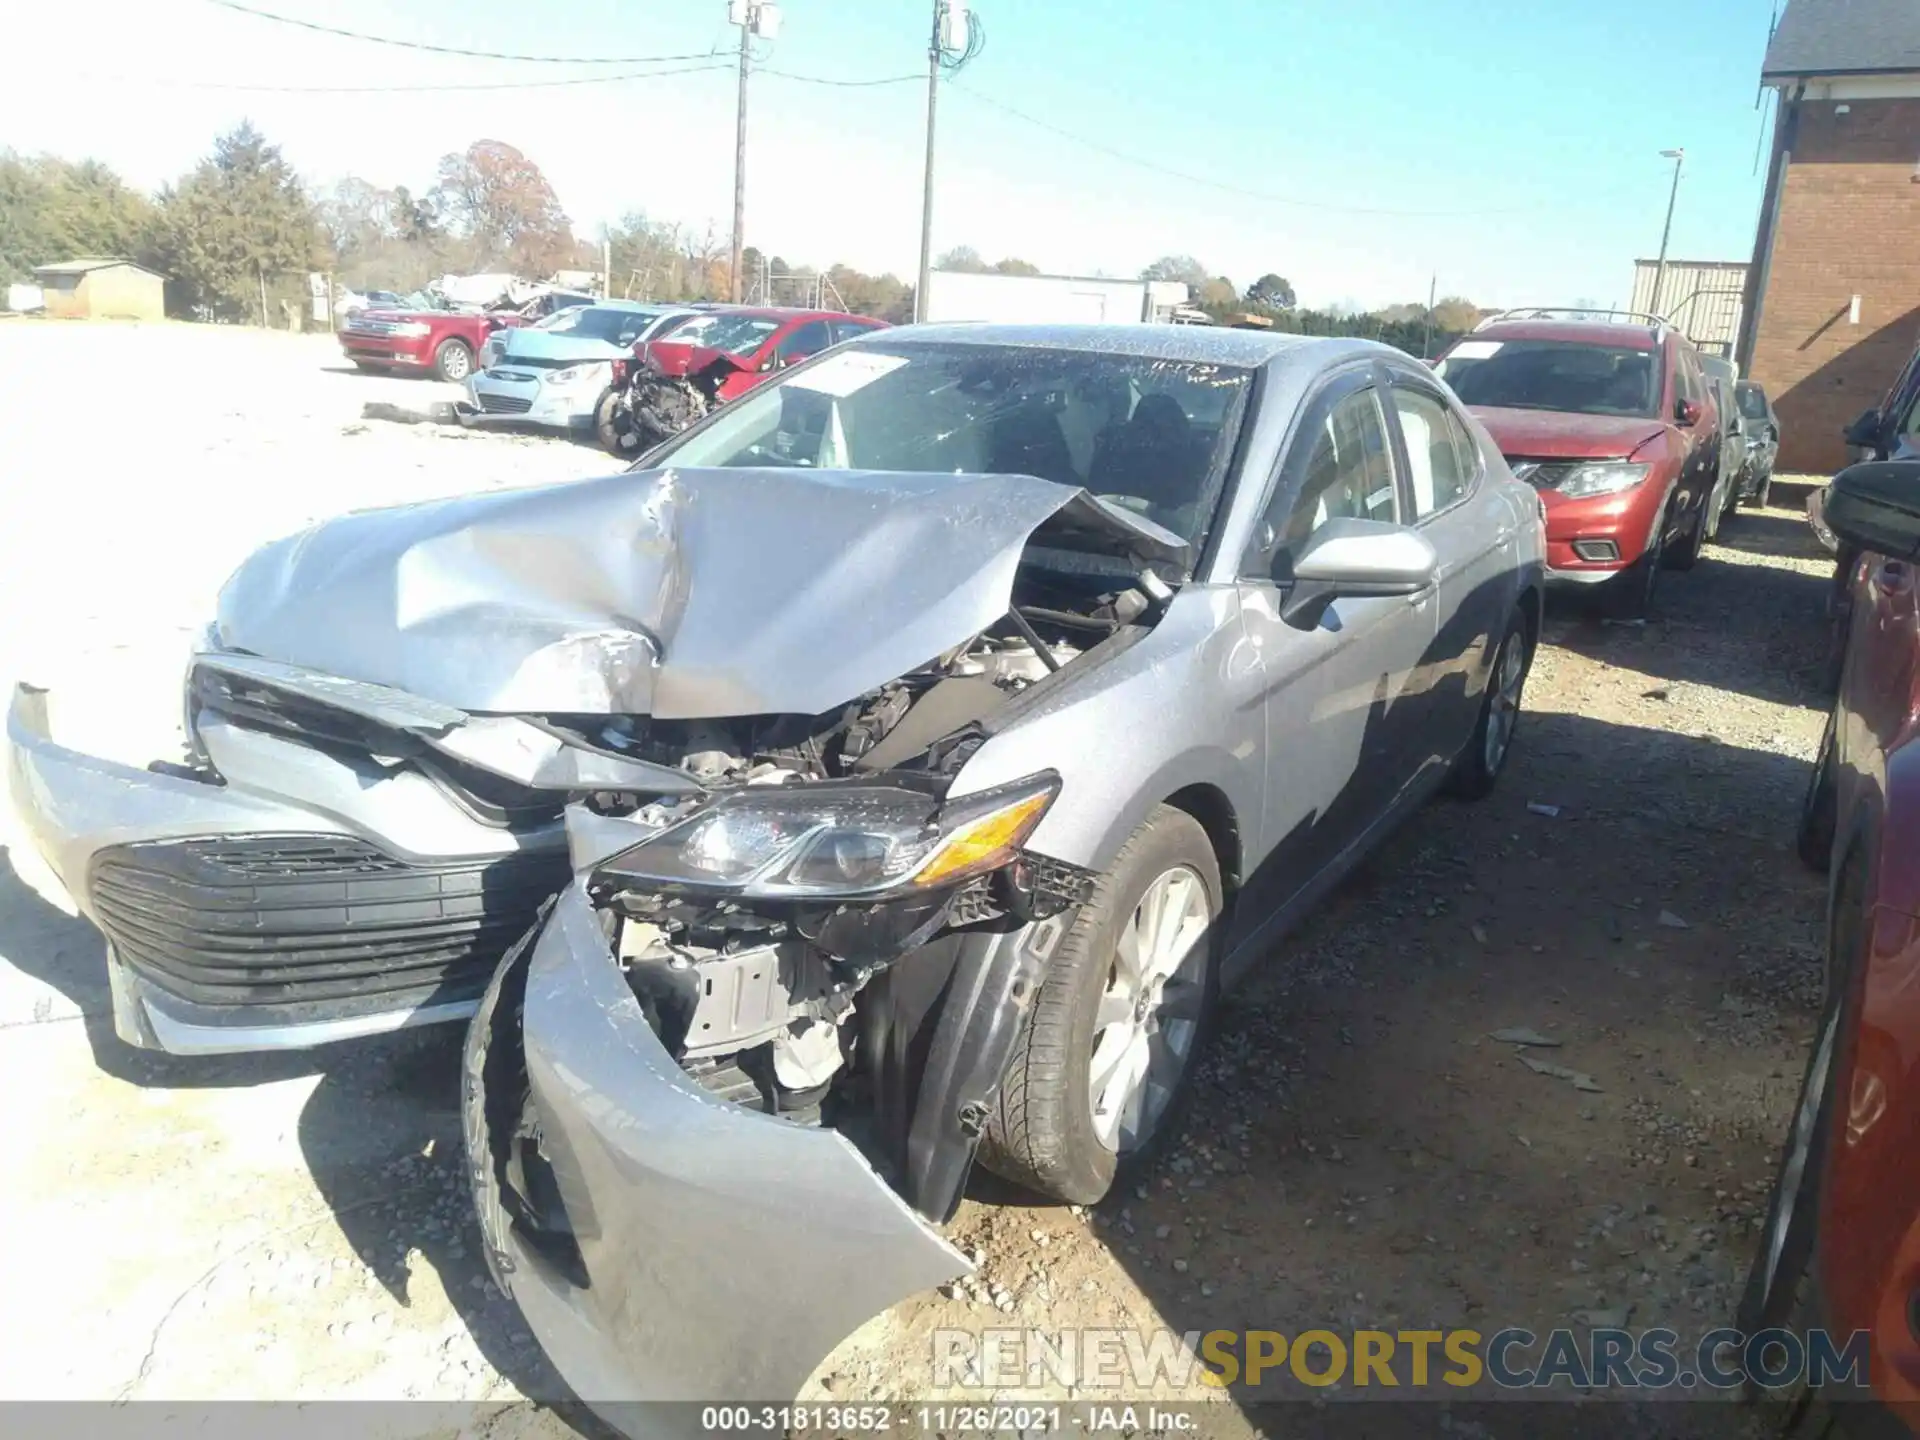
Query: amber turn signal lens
[[912, 788, 1055, 888]]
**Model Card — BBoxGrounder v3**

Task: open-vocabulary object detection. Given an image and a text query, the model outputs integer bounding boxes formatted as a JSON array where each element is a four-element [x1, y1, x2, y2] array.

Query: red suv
[[1435, 312, 1724, 618], [1748, 460, 1920, 1432], [635, 307, 888, 403]]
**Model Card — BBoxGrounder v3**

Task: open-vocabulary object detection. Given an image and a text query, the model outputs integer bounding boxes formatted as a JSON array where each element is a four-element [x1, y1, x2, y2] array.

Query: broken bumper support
[[463, 882, 969, 1414]]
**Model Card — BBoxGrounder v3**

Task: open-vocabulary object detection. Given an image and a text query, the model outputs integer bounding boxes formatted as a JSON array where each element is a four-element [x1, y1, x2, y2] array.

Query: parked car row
[[9, 322, 1546, 1415], [1433, 309, 1780, 619]]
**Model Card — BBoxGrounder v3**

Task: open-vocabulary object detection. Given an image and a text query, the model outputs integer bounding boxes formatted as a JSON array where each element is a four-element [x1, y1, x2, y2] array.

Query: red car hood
[[1468, 405, 1666, 460]]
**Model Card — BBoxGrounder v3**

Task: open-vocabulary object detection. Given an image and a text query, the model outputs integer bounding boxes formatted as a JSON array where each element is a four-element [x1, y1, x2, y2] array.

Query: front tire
[[981, 806, 1222, 1205], [1447, 608, 1531, 799], [434, 338, 474, 384], [1665, 499, 1706, 570], [1737, 855, 1874, 1429], [594, 388, 643, 458]]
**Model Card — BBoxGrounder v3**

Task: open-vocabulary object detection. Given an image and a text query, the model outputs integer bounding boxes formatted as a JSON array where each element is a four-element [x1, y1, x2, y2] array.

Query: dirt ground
[[0, 320, 1836, 1435]]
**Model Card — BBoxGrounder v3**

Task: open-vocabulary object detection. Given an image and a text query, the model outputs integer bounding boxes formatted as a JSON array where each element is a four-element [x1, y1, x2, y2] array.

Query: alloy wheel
[[1484, 632, 1526, 776], [1088, 865, 1211, 1154]]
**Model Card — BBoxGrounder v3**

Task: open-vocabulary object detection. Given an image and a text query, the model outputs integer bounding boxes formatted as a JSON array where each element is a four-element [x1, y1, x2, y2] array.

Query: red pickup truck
[[339, 290, 596, 382]]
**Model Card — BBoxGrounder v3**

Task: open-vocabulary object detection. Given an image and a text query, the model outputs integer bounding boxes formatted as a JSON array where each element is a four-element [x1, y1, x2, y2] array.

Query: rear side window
[[830, 317, 883, 344], [1391, 388, 1473, 518]]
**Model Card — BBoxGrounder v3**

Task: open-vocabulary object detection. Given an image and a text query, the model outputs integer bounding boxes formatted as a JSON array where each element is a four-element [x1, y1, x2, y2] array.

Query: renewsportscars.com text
[[931, 1326, 1871, 1393]]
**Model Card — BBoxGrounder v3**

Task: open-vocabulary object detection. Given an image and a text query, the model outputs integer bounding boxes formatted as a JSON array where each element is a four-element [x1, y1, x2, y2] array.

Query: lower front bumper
[[464, 372, 603, 430], [340, 340, 431, 367], [464, 882, 968, 1412], [5, 683, 562, 1054]]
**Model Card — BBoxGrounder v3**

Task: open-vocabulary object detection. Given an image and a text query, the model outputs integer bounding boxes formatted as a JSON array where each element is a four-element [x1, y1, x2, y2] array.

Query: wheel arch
[[1162, 783, 1242, 895]]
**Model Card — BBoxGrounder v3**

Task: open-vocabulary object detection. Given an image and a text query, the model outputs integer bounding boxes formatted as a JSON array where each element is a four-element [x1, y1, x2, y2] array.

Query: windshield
[[647, 341, 1254, 545], [1736, 383, 1769, 420], [545, 306, 655, 343], [528, 306, 587, 331], [665, 313, 782, 356], [1438, 339, 1659, 418]]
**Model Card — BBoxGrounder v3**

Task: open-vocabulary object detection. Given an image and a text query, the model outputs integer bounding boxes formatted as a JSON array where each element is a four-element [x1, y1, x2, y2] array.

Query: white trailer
[[922, 270, 1190, 325]]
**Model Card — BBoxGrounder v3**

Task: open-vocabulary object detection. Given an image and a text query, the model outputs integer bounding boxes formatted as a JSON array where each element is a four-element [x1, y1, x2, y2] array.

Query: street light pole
[[1652, 148, 1684, 318]]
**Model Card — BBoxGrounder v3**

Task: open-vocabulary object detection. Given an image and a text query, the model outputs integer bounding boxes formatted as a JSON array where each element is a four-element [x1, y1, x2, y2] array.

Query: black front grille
[[478, 393, 534, 415], [91, 835, 570, 1009], [493, 354, 575, 371]]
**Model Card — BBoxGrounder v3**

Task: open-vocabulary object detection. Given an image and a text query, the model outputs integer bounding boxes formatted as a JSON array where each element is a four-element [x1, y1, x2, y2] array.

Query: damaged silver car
[[6, 324, 1544, 1408]]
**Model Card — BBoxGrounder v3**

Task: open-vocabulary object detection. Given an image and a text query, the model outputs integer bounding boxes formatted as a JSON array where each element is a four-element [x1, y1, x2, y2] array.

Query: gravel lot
[[0, 320, 1837, 1433]]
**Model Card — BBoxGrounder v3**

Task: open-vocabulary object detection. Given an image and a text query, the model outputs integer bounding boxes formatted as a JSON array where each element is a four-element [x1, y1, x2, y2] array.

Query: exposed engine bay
[[571, 575, 1153, 1159]]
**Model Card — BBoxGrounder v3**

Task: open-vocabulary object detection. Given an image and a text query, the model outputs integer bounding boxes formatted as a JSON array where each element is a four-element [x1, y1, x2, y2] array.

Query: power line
[[205, 0, 723, 66], [118, 61, 735, 94], [948, 80, 1545, 218], [760, 66, 923, 87]]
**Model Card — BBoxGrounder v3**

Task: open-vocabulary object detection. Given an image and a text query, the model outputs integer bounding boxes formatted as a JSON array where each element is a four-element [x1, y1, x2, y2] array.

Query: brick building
[[1739, 0, 1920, 474]]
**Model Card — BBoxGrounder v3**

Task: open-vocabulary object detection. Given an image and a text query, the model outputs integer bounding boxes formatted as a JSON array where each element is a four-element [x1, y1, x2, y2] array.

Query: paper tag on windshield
[[788, 351, 909, 398], [1447, 340, 1502, 360]]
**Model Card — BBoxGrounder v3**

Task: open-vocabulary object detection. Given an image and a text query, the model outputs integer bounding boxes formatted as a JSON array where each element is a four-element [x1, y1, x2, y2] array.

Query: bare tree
[[429, 139, 573, 276]]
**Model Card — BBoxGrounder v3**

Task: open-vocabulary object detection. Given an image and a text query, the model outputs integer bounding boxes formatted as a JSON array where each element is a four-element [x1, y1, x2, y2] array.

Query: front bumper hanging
[[463, 882, 970, 1411]]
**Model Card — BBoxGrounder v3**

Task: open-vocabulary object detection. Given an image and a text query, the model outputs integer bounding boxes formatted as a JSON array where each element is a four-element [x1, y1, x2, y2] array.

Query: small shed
[[32, 259, 166, 322]]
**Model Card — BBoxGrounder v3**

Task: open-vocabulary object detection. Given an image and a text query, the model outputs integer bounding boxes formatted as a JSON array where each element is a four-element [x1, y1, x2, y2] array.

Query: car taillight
[[611, 359, 629, 386]]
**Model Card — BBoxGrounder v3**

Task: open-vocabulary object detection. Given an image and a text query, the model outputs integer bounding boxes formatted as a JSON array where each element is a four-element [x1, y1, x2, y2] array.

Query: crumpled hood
[[635, 339, 730, 379], [213, 467, 1185, 719], [1467, 405, 1667, 460]]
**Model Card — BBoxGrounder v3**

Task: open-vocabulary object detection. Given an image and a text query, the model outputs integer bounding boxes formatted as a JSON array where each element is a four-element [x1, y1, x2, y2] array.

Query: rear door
[[1231, 368, 1438, 941], [1382, 367, 1517, 771]]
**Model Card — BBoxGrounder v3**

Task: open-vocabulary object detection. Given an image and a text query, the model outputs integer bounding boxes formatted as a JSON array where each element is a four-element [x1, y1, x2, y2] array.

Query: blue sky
[[0, 0, 1783, 307]]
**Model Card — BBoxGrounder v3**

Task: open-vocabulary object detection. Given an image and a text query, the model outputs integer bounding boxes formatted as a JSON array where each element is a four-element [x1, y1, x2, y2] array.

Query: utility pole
[[727, 0, 780, 304], [914, 1, 979, 323], [1651, 148, 1684, 317], [1421, 272, 1436, 358]]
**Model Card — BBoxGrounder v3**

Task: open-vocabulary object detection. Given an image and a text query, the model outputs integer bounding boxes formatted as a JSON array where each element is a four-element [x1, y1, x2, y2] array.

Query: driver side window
[[1277, 388, 1398, 554], [775, 320, 833, 365]]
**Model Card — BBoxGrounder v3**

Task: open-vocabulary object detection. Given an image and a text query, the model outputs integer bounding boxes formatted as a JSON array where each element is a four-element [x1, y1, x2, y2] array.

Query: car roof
[[1467, 320, 1663, 349], [858, 321, 1335, 368], [689, 306, 880, 322]]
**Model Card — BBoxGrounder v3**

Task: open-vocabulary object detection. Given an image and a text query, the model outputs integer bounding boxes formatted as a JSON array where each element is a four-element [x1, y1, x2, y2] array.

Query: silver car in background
[[5, 324, 1545, 1416], [463, 301, 700, 433]]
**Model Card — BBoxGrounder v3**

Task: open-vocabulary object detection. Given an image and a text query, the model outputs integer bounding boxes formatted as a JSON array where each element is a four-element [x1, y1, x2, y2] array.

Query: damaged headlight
[[597, 772, 1060, 899]]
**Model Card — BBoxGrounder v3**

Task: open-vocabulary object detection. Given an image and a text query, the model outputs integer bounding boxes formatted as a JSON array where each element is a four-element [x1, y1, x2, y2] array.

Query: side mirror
[[1275, 518, 1439, 627], [1844, 408, 1882, 449], [1675, 398, 1701, 427], [1823, 461, 1920, 559]]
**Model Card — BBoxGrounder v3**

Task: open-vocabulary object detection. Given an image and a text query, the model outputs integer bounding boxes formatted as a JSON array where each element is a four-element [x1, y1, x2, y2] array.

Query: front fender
[[945, 586, 1261, 879]]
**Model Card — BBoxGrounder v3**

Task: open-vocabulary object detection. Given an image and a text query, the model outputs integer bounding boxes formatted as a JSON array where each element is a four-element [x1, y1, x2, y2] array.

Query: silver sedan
[[5, 323, 1545, 1415]]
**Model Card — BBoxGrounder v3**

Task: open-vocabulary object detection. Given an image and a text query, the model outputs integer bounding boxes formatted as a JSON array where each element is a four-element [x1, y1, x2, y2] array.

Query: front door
[[1229, 370, 1436, 958]]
